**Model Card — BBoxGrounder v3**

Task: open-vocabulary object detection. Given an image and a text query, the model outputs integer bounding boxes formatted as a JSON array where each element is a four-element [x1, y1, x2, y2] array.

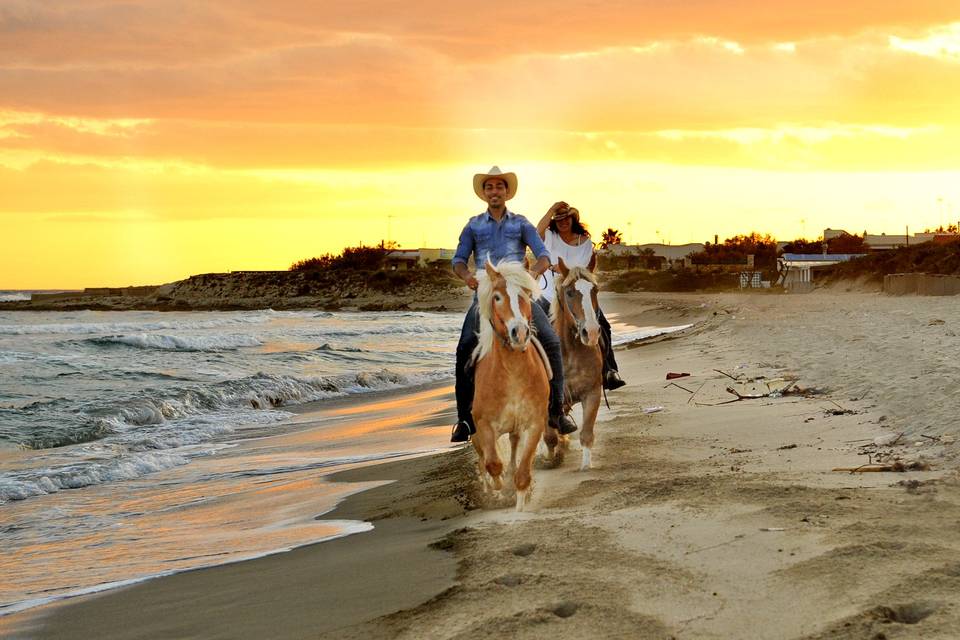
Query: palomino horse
[[545, 257, 603, 470], [471, 260, 551, 511]]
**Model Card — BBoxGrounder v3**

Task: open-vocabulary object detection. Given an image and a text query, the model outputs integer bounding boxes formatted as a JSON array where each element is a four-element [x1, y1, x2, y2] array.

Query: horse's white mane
[[550, 265, 598, 324], [472, 261, 541, 364]]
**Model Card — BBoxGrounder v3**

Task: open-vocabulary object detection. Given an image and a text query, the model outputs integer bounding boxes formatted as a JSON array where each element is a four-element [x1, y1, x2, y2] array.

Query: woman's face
[[557, 216, 573, 232]]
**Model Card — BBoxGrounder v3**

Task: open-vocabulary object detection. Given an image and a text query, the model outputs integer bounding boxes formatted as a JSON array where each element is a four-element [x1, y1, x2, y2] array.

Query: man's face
[[483, 178, 508, 206]]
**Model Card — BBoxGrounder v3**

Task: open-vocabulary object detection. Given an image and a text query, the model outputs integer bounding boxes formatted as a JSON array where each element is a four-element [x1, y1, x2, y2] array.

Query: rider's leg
[[597, 307, 626, 390], [452, 300, 480, 441], [532, 301, 577, 434]]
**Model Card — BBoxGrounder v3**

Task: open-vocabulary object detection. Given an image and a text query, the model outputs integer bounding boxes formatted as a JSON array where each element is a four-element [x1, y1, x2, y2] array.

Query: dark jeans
[[537, 298, 620, 376], [596, 306, 620, 374], [455, 297, 564, 426]]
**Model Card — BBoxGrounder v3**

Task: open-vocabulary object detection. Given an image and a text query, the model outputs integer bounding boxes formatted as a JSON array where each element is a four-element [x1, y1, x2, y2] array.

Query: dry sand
[[7, 291, 960, 639]]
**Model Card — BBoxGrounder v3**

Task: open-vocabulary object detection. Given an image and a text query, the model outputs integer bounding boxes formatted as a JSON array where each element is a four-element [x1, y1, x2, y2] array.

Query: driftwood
[[833, 460, 931, 473], [724, 380, 798, 401]]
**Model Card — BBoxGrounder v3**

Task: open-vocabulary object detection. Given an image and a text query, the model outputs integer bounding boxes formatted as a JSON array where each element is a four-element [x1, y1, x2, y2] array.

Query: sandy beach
[[6, 291, 960, 639]]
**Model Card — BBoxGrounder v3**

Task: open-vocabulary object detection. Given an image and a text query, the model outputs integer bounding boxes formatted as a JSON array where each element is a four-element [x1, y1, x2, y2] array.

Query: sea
[[0, 301, 689, 617]]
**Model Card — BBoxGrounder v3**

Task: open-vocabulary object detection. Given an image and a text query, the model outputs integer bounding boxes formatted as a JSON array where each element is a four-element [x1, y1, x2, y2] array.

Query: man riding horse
[[450, 166, 578, 443]]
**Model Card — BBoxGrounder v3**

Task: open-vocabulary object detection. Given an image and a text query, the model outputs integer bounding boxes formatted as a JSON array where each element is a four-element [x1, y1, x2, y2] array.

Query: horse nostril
[[510, 327, 519, 342]]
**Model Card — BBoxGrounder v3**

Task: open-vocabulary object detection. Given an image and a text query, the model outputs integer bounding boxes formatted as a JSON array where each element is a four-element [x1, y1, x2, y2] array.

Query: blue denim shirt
[[452, 210, 549, 269]]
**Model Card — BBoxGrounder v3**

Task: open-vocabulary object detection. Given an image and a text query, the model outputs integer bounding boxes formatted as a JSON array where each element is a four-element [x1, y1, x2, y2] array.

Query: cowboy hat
[[473, 166, 517, 201], [551, 206, 580, 221]]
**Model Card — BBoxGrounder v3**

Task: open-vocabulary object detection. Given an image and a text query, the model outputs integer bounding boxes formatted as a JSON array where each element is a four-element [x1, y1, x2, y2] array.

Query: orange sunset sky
[[3, 1, 960, 288]]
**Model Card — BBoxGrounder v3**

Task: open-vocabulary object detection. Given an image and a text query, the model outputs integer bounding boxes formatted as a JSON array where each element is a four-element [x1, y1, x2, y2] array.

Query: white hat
[[473, 166, 517, 201]]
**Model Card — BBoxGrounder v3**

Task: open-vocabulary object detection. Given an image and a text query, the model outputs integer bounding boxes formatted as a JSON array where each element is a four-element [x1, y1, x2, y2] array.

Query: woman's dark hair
[[549, 217, 590, 237]]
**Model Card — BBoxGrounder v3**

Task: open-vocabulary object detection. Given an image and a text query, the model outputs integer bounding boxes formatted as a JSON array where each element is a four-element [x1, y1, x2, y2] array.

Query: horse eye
[[566, 290, 574, 297], [494, 293, 502, 302]]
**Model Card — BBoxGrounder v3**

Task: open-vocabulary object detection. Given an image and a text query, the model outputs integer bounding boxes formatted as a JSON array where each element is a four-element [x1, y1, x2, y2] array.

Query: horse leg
[[472, 423, 503, 491], [508, 431, 519, 477], [579, 392, 601, 471], [471, 431, 491, 491], [515, 422, 545, 511], [543, 427, 563, 465]]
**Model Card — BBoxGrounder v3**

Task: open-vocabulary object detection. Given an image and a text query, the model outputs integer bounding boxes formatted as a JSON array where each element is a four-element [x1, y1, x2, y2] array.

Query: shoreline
[[8, 291, 960, 638], [2, 294, 701, 639]]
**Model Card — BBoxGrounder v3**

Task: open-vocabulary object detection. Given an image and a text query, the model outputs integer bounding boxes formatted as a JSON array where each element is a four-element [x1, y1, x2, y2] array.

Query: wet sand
[[7, 291, 960, 639]]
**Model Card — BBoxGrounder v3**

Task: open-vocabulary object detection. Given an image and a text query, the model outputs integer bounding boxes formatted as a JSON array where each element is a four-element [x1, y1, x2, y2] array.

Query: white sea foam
[[91, 333, 263, 351], [0, 451, 190, 502], [0, 293, 30, 302], [612, 324, 693, 346], [0, 313, 280, 335]]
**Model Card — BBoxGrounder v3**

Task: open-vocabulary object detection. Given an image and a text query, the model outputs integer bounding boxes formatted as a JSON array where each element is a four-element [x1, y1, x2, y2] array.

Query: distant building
[[417, 248, 457, 269], [778, 253, 866, 292], [823, 228, 958, 251], [384, 248, 457, 270], [384, 249, 421, 270], [597, 242, 703, 270]]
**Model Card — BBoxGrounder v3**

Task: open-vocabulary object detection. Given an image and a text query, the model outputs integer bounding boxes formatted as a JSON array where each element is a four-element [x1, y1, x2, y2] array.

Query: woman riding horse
[[536, 203, 626, 390]]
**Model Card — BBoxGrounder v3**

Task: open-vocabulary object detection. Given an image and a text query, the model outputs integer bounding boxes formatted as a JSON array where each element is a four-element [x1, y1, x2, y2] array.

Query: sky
[[3, 1, 960, 288]]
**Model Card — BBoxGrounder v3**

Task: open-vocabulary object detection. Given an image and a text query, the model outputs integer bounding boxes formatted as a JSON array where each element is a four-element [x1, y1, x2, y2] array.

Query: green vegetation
[[690, 233, 778, 268], [290, 244, 390, 272], [781, 231, 867, 254], [826, 238, 960, 282], [604, 269, 737, 293]]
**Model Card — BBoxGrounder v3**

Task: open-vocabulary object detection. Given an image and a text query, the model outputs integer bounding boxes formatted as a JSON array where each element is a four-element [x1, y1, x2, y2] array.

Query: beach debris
[[760, 527, 787, 532], [643, 406, 664, 414], [873, 433, 904, 447], [898, 479, 936, 494], [928, 318, 945, 325], [666, 372, 691, 380], [552, 601, 579, 618], [777, 444, 798, 450], [511, 543, 537, 557], [826, 408, 858, 416], [665, 381, 696, 393], [724, 379, 798, 401], [833, 460, 931, 473]]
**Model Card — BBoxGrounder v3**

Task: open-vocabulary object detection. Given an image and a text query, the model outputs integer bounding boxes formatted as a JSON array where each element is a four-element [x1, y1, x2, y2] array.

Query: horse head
[[554, 257, 600, 347], [477, 260, 540, 354]]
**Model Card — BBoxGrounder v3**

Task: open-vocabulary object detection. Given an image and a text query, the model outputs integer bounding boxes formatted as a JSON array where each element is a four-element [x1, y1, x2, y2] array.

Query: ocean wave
[[612, 324, 693, 346], [0, 451, 190, 503], [0, 313, 280, 336], [0, 293, 30, 302], [8, 369, 446, 453], [86, 334, 263, 351]]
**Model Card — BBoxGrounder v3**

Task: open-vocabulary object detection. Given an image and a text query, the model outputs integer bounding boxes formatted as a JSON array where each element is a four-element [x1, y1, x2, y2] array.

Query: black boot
[[551, 413, 578, 435], [450, 420, 476, 443], [604, 370, 627, 390]]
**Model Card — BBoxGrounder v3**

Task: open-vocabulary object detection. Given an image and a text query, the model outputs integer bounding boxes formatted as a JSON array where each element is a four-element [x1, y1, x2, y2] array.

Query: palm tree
[[600, 228, 623, 249]]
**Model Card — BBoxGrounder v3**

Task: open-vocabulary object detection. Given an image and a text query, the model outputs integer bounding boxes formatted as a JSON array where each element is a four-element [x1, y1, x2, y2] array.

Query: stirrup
[[604, 370, 626, 390], [450, 420, 475, 443]]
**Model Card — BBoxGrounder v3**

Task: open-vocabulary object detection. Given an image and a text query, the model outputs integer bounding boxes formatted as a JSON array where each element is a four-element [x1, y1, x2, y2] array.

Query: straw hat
[[552, 206, 579, 222], [473, 166, 517, 201]]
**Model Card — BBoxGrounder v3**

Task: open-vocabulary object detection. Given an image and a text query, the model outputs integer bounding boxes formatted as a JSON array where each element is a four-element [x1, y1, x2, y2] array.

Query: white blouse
[[541, 229, 595, 304]]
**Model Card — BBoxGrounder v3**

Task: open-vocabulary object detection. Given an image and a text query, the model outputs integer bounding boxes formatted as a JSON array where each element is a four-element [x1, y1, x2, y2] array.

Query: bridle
[[488, 286, 534, 350], [556, 274, 597, 343]]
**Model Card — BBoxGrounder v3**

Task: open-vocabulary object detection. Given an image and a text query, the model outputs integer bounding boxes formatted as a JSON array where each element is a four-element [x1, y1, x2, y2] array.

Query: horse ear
[[557, 257, 569, 278], [484, 260, 498, 280]]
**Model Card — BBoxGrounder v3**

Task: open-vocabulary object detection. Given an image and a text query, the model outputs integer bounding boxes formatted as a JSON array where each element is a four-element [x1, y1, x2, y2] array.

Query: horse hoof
[[515, 490, 528, 511]]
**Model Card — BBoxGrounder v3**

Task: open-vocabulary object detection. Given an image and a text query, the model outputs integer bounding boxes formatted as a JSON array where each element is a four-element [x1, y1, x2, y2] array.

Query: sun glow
[[3, 4, 960, 288]]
